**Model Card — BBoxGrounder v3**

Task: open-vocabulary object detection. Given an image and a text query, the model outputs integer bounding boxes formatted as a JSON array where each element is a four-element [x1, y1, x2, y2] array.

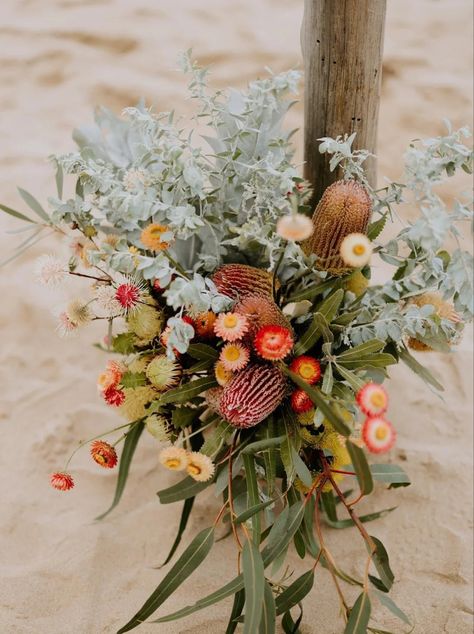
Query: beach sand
[[0, 1, 472, 632]]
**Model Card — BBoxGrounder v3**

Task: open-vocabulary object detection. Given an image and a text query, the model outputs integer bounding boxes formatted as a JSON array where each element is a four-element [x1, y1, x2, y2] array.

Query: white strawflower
[[186, 452, 215, 482], [94, 284, 122, 317], [276, 213, 314, 242], [34, 254, 66, 287], [159, 446, 189, 471], [340, 233, 373, 268], [66, 299, 93, 326]]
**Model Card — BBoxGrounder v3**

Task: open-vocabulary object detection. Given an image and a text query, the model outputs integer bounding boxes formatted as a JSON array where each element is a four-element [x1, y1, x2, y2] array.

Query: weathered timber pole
[[302, 0, 387, 203]]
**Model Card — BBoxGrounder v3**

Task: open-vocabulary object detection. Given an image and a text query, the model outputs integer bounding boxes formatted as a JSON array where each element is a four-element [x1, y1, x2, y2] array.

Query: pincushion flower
[[56, 311, 78, 337], [289, 356, 321, 384], [94, 284, 122, 317], [145, 414, 172, 441], [362, 416, 396, 454], [186, 452, 215, 482], [146, 355, 182, 391], [119, 386, 157, 421], [66, 299, 93, 327], [90, 440, 118, 468], [290, 388, 313, 414], [128, 302, 164, 345], [339, 233, 372, 268], [214, 312, 249, 341], [35, 254, 65, 287], [113, 277, 146, 315], [214, 360, 233, 387], [140, 223, 173, 251], [276, 213, 314, 241], [356, 383, 389, 416], [159, 446, 189, 471], [254, 325, 294, 360], [50, 472, 74, 491], [219, 342, 250, 371]]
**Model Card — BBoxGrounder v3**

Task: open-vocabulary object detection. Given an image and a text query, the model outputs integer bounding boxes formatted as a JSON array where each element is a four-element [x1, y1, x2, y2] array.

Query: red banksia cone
[[220, 363, 287, 428], [303, 180, 372, 275], [212, 264, 274, 300], [90, 440, 118, 468]]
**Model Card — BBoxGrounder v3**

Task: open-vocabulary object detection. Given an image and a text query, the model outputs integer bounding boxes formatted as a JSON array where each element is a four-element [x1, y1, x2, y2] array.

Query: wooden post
[[302, 0, 387, 203]]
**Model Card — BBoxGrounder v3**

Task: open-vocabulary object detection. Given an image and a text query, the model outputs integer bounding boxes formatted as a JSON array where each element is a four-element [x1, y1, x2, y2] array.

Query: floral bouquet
[[2, 54, 472, 634]]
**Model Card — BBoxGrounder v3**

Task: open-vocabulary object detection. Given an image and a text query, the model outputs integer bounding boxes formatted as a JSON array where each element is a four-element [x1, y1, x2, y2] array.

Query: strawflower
[[90, 440, 118, 468], [356, 383, 389, 416], [214, 312, 249, 342], [254, 325, 294, 360], [159, 446, 188, 471], [290, 389, 313, 414], [339, 233, 372, 268], [214, 360, 233, 387], [289, 355, 321, 384], [219, 342, 250, 371], [140, 223, 173, 251], [50, 472, 74, 491], [103, 385, 126, 407], [276, 213, 314, 241], [362, 416, 396, 454], [186, 452, 215, 482]]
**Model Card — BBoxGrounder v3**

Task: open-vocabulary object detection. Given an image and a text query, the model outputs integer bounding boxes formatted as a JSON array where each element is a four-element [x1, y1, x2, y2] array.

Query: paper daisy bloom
[[219, 342, 250, 371], [50, 472, 74, 491], [254, 325, 294, 360], [362, 416, 396, 454], [186, 452, 215, 482], [276, 213, 314, 242], [159, 446, 189, 471], [214, 312, 249, 342], [214, 360, 233, 387], [146, 355, 182, 391], [90, 440, 118, 469], [339, 233, 373, 268], [356, 383, 389, 416], [140, 223, 173, 252], [103, 385, 126, 407], [290, 388, 314, 414], [289, 355, 321, 384], [97, 360, 125, 392], [35, 254, 66, 287]]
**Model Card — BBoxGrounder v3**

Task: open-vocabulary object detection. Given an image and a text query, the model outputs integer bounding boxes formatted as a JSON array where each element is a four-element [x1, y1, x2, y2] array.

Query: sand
[[0, 1, 472, 632]]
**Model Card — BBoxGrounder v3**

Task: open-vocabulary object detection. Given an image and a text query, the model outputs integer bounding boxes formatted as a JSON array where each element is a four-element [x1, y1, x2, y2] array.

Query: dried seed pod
[[220, 363, 287, 428], [212, 264, 273, 299], [303, 180, 372, 275]]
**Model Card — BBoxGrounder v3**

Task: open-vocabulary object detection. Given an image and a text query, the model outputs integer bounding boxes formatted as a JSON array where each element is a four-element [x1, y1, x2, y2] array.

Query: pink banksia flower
[[50, 472, 74, 491], [356, 383, 388, 416], [235, 294, 291, 336], [212, 263, 274, 299], [219, 363, 287, 428], [254, 325, 294, 360], [214, 312, 249, 342], [90, 440, 118, 468], [362, 416, 396, 454], [219, 342, 250, 371]]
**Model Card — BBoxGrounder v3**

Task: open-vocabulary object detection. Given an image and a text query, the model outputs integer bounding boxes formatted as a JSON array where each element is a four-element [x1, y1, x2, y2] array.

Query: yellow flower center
[[223, 314, 238, 328], [370, 392, 386, 408], [188, 463, 202, 476], [353, 244, 366, 256], [95, 454, 106, 465], [165, 458, 181, 469], [224, 346, 240, 361], [375, 425, 388, 441], [299, 363, 315, 379]]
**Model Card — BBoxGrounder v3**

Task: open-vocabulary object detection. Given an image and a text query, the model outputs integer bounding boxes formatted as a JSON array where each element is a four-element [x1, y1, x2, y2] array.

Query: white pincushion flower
[[94, 284, 122, 317], [340, 233, 373, 267], [276, 213, 314, 242], [66, 299, 93, 326], [34, 254, 66, 287], [56, 311, 78, 338]]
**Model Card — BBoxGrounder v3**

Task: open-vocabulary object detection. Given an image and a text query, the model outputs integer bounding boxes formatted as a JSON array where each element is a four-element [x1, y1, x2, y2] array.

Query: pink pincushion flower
[[115, 283, 141, 311], [50, 472, 74, 491], [214, 312, 249, 342], [356, 383, 388, 416], [103, 385, 125, 407], [362, 416, 396, 454], [219, 343, 250, 371]]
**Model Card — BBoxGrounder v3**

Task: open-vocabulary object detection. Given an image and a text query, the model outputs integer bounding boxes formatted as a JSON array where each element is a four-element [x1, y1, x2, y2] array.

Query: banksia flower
[[362, 416, 396, 454], [303, 180, 372, 275], [289, 356, 321, 384], [356, 383, 388, 416], [193, 311, 217, 339], [290, 389, 313, 414], [235, 294, 291, 336], [340, 233, 373, 268], [254, 325, 294, 360], [212, 264, 273, 300], [90, 440, 118, 469], [186, 452, 215, 482], [276, 213, 314, 242], [220, 342, 250, 371], [140, 223, 173, 251], [159, 446, 188, 471], [219, 363, 287, 428], [50, 472, 74, 491], [205, 387, 224, 413], [146, 355, 182, 391], [214, 312, 249, 342]]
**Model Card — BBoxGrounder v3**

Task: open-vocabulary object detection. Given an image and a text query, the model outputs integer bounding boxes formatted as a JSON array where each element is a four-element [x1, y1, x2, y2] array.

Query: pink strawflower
[[214, 312, 249, 342], [362, 416, 396, 454], [254, 325, 294, 360], [356, 383, 388, 416], [103, 385, 125, 407], [219, 343, 250, 371], [50, 472, 74, 491]]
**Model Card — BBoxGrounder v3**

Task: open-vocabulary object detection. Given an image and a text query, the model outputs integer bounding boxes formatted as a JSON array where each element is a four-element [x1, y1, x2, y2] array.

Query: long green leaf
[[171, 405, 205, 429], [259, 581, 276, 633], [242, 435, 286, 454], [243, 454, 261, 541], [226, 589, 245, 634], [324, 506, 397, 529], [337, 339, 385, 361], [338, 353, 397, 369], [316, 288, 345, 322], [282, 607, 303, 634], [398, 346, 444, 391], [286, 277, 336, 303], [55, 161, 64, 198], [283, 368, 351, 436], [345, 440, 374, 496], [275, 571, 314, 615], [321, 491, 338, 522], [159, 376, 218, 404], [344, 592, 371, 634], [187, 343, 219, 361], [335, 364, 365, 391], [158, 497, 195, 567], [369, 536, 394, 591], [370, 464, 410, 487], [17, 187, 50, 222], [291, 448, 313, 487], [242, 540, 265, 634], [118, 527, 215, 633], [373, 589, 411, 625], [234, 499, 274, 525], [0, 202, 35, 223], [157, 475, 214, 504], [95, 421, 144, 520]]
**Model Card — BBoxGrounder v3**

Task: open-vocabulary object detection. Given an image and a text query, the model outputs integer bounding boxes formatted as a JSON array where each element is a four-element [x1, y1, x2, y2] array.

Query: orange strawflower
[[194, 311, 217, 339], [290, 389, 313, 414], [254, 325, 294, 360], [90, 440, 118, 469], [289, 356, 321, 384]]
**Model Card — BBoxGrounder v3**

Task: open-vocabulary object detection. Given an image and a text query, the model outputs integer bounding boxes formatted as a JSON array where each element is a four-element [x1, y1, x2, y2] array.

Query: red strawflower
[[290, 389, 313, 414], [361, 416, 396, 454], [254, 325, 294, 360], [289, 355, 321, 384], [90, 440, 118, 469], [115, 282, 141, 311], [50, 472, 74, 491], [103, 385, 125, 407]]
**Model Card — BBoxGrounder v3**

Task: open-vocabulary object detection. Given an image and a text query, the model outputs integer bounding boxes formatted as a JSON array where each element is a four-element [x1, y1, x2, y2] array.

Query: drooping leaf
[[159, 376, 218, 404], [0, 202, 35, 224], [17, 187, 50, 223], [345, 440, 374, 496], [187, 343, 219, 361], [337, 339, 385, 361], [344, 592, 371, 634], [301, 496, 320, 559], [370, 464, 410, 487], [259, 581, 276, 634], [321, 491, 338, 522], [157, 475, 214, 504], [54, 161, 64, 198], [278, 405, 301, 484], [335, 364, 365, 391], [281, 606, 304, 634], [225, 589, 245, 634], [275, 571, 314, 615], [369, 536, 394, 592], [242, 540, 265, 634], [243, 454, 261, 541], [96, 421, 144, 520], [158, 497, 195, 568], [118, 526, 215, 633], [324, 507, 397, 529], [200, 420, 230, 457], [291, 448, 313, 488], [234, 499, 275, 525], [261, 502, 305, 566], [398, 346, 444, 391], [262, 416, 277, 495], [316, 288, 345, 322], [373, 589, 411, 625]]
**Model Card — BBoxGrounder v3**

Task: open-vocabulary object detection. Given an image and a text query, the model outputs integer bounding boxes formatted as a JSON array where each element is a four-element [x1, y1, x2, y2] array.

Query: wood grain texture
[[302, 0, 387, 203]]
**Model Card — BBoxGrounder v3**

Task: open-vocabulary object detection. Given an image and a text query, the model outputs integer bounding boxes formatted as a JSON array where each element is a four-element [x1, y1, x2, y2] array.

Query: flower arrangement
[[1, 53, 472, 633]]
